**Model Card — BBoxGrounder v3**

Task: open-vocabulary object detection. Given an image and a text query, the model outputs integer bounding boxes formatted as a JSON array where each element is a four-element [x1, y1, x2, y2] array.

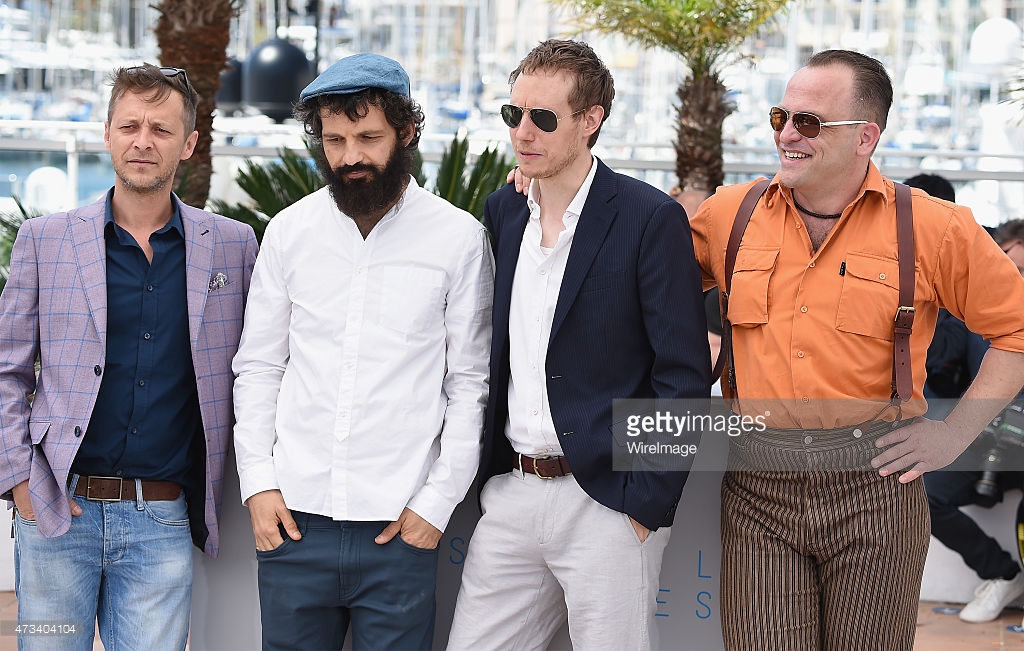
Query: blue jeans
[[14, 477, 193, 651], [257, 512, 437, 651]]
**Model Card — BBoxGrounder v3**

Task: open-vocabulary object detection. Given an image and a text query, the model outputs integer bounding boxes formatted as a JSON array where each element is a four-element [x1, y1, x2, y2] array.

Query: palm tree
[[552, 0, 790, 194], [153, 0, 242, 208]]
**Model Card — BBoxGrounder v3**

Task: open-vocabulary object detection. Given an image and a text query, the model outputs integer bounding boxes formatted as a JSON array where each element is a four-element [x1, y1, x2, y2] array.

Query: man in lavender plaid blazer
[[0, 64, 257, 650]]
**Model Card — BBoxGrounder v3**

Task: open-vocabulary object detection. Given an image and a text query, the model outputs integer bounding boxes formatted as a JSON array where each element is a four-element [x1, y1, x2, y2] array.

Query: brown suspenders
[[713, 180, 915, 404]]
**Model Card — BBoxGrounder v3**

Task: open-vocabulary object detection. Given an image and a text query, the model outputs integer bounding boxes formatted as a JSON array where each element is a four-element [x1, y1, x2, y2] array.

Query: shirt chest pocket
[[835, 252, 900, 341], [377, 267, 446, 336], [726, 247, 780, 327]]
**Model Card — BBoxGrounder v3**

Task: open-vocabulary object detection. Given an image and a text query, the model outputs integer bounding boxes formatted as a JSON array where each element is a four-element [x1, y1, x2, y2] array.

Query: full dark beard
[[317, 143, 413, 220]]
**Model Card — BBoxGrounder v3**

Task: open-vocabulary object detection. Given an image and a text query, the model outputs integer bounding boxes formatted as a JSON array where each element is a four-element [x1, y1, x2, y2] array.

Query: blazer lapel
[[69, 195, 109, 343], [550, 161, 617, 341], [180, 199, 214, 346]]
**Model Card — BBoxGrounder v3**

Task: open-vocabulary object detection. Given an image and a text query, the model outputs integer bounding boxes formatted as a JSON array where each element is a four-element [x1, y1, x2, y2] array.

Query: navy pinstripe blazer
[[0, 191, 257, 557], [480, 159, 711, 530]]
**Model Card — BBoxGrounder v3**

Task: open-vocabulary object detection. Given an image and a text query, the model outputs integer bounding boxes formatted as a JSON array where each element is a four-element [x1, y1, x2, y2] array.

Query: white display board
[[191, 442, 729, 650]]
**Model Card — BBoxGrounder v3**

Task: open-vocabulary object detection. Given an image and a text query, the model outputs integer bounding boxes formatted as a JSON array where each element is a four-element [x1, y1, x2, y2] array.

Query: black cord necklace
[[793, 197, 843, 220]]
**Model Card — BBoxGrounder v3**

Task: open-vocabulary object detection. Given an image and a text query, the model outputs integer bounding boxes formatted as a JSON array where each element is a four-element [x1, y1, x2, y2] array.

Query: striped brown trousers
[[719, 420, 930, 650]]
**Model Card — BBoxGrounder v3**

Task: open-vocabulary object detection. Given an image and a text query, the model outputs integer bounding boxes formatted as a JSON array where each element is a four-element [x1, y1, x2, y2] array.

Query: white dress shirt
[[506, 157, 598, 457], [232, 179, 493, 531]]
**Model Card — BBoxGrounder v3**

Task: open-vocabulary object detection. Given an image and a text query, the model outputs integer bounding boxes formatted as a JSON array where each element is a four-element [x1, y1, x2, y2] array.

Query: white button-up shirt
[[232, 179, 493, 530], [506, 158, 598, 456]]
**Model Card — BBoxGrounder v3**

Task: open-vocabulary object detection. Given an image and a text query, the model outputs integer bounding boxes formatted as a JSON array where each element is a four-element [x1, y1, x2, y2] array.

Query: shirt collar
[[526, 155, 600, 221], [104, 191, 185, 238], [764, 161, 887, 213]]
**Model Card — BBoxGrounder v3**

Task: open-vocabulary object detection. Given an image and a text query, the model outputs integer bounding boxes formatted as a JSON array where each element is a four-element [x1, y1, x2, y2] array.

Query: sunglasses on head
[[769, 106, 867, 139], [128, 65, 193, 94], [501, 104, 585, 133]]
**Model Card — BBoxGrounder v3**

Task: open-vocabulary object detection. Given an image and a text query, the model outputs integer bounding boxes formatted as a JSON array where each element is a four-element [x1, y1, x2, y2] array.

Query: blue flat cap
[[300, 52, 410, 100]]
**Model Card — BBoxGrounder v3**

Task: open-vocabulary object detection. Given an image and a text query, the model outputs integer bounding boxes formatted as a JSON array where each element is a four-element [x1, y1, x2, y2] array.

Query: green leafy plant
[[433, 134, 513, 220], [214, 134, 512, 239], [0, 196, 41, 292], [553, 0, 790, 194], [209, 143, 324, 242]]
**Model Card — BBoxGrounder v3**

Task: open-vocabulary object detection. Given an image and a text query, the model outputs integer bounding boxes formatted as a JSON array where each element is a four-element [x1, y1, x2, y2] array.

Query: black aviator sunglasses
[[501, 104, 585, 133]]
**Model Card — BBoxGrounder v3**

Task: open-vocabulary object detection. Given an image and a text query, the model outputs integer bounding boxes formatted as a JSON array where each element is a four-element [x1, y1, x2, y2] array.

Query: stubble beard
[[114, 162, 175, 196]]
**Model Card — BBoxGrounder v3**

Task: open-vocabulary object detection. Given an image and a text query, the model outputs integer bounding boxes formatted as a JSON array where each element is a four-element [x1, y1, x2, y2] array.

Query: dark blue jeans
[[256, 512, 437, 651], [925, 470, 1024, 580]]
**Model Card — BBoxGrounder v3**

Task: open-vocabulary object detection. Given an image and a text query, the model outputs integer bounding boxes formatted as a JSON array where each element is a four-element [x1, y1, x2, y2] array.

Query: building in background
[[1, 0, 1023, 219]]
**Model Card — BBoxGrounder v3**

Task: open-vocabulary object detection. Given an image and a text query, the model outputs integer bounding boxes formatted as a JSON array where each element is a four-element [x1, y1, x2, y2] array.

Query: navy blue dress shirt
[[71, 197, 202, 485]]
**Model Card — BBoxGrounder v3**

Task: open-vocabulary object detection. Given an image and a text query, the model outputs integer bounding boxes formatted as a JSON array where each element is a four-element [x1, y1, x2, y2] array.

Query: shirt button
[[800, 306, 808, 313], [131, 427, 138, 435], [797, 351, 805, 358], [94, 365, 102, 376], [802, 396, 809, 403], [74, 426, 82, 437], [531, 409, 539, 415], [853, 428, 863, 438], [143, 332, 151, 340], [808, 262, 815, 268], [146, 285, 154, 292], [115, 470, 122, 476], [138, 379, 145, 387], [879, 273, 886, 280], [803, 436, 813, 444], [539, 269, 547, 275]]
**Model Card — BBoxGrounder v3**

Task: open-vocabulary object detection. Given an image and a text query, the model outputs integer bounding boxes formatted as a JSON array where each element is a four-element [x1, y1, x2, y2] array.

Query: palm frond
[[0, 195, 42, 292], [431, 135, 513, 220], [552, 0, 790, 78]]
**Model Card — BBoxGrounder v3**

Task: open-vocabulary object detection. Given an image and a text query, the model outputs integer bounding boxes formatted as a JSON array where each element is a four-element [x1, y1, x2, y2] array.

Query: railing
[[3, 119, 1024, 215]]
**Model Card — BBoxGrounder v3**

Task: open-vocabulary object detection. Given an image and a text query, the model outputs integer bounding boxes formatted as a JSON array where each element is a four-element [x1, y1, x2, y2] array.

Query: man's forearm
[[945, 347, 1024, 446]]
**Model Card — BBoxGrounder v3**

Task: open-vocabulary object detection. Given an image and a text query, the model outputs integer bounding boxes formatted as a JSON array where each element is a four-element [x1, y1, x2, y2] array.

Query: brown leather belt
[[515, 454, 571, 479], [73, 476, 182, 502]]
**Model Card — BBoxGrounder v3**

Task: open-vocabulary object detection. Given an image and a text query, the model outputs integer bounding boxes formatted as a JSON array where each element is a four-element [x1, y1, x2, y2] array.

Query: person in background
[[925, 217, 1024, 623], [232, 52, 492, 650], [0, 63, 257, 650]]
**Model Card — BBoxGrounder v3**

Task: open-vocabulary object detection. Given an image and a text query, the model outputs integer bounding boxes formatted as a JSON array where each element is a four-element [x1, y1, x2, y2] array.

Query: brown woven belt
[[73, 476, 182, 502], [515, 454, 571, 479]]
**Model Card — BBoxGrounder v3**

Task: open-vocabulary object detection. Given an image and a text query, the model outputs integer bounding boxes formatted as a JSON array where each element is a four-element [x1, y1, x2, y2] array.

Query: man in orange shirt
[[690, 49, 1024, 650]]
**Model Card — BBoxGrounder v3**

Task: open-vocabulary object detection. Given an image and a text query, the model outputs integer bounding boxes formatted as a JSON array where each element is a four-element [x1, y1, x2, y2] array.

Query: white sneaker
[[959, 573, 1024, 622]]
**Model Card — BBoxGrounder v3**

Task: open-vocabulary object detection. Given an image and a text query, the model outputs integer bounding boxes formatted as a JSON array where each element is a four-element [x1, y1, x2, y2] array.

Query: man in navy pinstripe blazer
[[449, 40, 710, 650], [0, 64, 256, 650]]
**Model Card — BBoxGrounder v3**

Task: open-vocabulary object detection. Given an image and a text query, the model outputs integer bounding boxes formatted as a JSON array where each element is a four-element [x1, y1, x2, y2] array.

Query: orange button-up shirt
[[691, 163, 1024, 428]]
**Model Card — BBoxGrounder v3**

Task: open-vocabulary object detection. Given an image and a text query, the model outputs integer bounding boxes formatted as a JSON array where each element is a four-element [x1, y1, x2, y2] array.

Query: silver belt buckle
[[86, 476, 123, 501]]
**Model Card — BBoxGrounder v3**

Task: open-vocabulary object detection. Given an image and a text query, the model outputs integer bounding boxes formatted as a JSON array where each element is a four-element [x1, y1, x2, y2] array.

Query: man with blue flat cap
[[233, 52, 494, 650]]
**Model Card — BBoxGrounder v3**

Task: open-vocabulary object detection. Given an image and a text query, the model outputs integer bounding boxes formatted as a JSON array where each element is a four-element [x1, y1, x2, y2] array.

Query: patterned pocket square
[[208, 272, 228, 292]]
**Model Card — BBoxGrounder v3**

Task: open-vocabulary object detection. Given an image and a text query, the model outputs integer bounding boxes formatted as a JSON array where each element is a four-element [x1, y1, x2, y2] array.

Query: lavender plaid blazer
[[0, 191, 257, 557]]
